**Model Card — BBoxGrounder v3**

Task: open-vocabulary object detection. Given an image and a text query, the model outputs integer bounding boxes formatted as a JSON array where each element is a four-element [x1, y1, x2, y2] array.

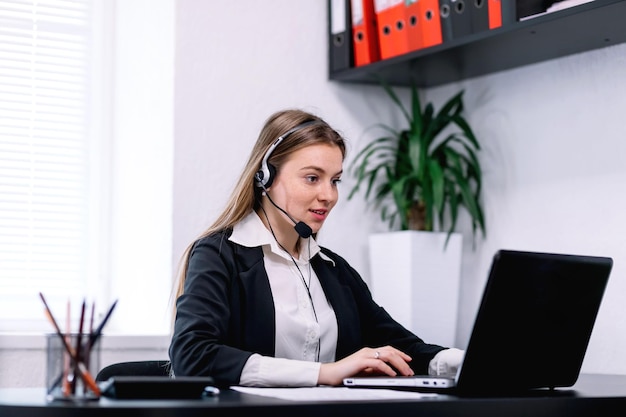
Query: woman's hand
[[317, 346, 414, 386]]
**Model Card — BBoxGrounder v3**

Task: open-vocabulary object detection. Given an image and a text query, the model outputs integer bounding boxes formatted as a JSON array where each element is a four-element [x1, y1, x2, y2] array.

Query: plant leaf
[[348, 81, 487, 244]]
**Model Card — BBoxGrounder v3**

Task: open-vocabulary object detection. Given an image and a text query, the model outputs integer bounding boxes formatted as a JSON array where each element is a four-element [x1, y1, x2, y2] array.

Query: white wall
[[173, 0, 626, 376]]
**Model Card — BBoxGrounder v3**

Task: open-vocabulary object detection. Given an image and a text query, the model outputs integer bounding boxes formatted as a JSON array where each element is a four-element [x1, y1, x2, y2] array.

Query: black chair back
[[95, 360, 171, 382]]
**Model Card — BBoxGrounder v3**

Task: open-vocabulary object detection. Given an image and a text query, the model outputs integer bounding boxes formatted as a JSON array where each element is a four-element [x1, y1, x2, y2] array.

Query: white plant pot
[[368, 230, 462, 348]]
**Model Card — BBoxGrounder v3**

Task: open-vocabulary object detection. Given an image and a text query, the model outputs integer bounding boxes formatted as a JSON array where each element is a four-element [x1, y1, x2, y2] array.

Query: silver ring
[[374, 351, 380, 359]]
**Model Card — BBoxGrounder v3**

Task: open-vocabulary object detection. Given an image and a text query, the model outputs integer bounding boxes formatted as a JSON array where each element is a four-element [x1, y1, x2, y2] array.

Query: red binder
[[488, 0, 502, 29], [352, 0, 380, 66], [488, 0, 516, 30], [417, 0, 442, 48], [374, 0, 409, 60], [405, 0, 424, 53]]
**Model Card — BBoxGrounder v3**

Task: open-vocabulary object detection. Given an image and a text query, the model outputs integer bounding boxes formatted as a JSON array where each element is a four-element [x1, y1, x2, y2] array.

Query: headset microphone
[[294, 222, 313, 239]]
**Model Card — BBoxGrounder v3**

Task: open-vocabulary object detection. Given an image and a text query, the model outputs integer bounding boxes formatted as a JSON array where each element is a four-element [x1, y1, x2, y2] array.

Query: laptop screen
[[456, 250, 612, 394]]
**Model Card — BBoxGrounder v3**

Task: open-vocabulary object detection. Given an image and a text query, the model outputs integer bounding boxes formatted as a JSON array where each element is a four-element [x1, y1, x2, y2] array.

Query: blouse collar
[[229, 211, 334, 265]]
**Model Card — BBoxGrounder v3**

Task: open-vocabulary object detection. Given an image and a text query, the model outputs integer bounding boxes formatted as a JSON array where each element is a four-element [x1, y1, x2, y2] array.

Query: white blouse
[[229, 212, 337, 387]]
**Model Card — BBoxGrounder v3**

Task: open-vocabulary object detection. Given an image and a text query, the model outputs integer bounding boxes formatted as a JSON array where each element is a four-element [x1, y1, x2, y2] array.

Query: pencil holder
[[45, 333, 101, 402]]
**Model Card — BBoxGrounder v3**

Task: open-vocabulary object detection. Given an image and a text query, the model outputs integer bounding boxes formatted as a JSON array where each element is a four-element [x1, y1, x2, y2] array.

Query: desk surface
[[2, 374, 626, 417]]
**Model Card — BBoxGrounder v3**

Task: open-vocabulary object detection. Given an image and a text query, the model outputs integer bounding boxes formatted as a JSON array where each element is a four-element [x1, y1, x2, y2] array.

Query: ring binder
[[329, 0, 354, 72]]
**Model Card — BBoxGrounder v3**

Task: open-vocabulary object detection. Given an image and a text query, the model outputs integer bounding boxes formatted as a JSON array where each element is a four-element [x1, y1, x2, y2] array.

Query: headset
[[254, 120, 318, 189], [254, 120, 319, 238]]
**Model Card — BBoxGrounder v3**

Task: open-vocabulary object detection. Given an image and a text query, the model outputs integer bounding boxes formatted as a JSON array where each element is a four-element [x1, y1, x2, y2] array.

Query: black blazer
[[169, 230, 446, 386]]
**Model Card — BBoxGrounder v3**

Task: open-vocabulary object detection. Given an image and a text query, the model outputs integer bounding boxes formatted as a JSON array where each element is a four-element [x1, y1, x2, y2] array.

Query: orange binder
[[417, 0, 442, 49], [488, 0, 516, 30], [404, 0, 424, 53], [488, 0, 502, 29], [374, 0, 409, 60], [352, 0, 380, 66]]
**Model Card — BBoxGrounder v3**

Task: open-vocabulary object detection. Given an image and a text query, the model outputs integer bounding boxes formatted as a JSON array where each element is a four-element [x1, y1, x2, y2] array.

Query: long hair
[[171, 109, 346, 316]]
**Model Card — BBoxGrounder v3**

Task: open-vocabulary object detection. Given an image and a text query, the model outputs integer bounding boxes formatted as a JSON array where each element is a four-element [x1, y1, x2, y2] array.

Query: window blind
[[0, 0, 94, 329]]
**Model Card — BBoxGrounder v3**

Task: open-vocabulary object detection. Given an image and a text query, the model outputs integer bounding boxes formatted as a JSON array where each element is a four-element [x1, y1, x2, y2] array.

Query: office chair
[[95, 360, 171, 382]]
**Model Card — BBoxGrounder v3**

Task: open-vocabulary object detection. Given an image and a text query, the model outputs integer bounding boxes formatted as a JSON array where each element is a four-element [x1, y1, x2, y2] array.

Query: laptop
[[344, 249, 613, 395]]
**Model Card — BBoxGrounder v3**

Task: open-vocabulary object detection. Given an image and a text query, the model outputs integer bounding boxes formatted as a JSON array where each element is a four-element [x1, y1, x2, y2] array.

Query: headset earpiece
[[255, 120, 318, 190], [255, 163, 276, 189]]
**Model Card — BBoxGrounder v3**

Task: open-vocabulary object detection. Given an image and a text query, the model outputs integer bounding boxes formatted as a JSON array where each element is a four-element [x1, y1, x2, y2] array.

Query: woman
[[169, 109, 463, 387]]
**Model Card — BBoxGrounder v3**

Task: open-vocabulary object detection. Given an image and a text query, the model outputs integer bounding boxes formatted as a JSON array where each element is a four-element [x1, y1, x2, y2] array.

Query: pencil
[[72, 300, 86, 394], [89, 301, 95, 334], [63, 299, 71, 397], [39, 293, 101, 396], [87, 299, 118, 350]]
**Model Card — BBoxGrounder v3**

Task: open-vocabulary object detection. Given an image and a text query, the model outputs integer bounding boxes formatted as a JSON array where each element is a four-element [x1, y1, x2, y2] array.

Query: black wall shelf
[[329, 0, 626, 88]]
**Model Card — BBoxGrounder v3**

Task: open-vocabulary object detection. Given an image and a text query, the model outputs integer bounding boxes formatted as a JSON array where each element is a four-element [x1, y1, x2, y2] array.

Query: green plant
[[348, 80, 486, 245]]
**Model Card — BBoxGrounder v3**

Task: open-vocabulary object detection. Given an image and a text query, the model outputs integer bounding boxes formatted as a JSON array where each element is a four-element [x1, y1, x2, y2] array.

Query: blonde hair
[[171, 109, 346, 318]]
